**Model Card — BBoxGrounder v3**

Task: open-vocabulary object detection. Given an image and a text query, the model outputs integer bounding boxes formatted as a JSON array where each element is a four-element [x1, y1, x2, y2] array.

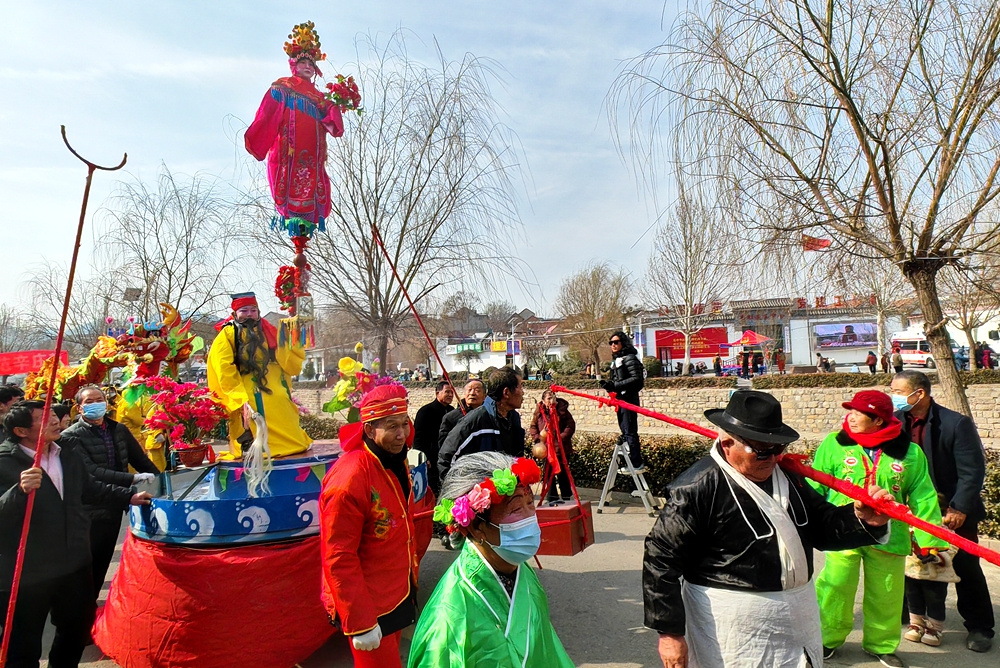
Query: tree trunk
[[377, 336, 389, 376], [876, 310, 887, 355], [592, 348, 601, 375], [683, 331, 692, 375], [965, 327, 979, 371], [905, 263, 971, 416]]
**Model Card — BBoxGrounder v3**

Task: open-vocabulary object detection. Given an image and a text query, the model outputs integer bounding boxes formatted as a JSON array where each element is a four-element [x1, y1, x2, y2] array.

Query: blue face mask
[[891, 391, 917, 413], [81, 402, 107, 421], [488, 515, 541, 565]]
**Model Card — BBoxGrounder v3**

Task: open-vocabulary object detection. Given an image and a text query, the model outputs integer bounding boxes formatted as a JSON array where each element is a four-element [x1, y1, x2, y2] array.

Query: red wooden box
[[536, 501, 595, 556]]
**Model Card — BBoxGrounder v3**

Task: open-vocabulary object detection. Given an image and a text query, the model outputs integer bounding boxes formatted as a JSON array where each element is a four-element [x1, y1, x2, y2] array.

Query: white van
[[889, 331, 936, 368]]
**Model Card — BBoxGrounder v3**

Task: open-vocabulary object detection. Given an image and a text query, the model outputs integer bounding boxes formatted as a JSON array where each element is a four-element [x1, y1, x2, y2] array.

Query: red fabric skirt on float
[[93, 534, 332, 668]]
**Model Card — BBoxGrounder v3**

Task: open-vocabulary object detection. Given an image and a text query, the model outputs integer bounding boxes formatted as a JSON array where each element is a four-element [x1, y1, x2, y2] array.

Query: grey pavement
[[49, 489, 1000, 667]]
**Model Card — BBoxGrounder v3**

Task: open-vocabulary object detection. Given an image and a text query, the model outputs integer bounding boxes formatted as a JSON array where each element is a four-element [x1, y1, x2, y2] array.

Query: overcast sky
[[1, 1, 674, 317]]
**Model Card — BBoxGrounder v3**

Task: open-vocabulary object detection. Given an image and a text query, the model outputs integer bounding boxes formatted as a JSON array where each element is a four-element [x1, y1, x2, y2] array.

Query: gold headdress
[[284, 21, 326, 64]]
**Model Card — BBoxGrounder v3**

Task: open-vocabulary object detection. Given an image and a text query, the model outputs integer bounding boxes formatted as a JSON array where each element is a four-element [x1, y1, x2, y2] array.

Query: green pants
[[815, 546, 905, 654]]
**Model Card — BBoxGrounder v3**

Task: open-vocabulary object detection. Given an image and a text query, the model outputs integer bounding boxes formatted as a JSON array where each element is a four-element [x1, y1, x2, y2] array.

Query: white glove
[[351, 624, 382, 651], [133, 473, 157, 484]]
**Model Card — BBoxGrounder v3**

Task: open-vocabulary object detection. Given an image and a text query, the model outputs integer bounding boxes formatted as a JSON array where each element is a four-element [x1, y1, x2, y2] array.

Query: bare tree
[[555, 262, 632, 369], [939, 264, 1000, 369], [94, 167, 245, 320], [0, 304, 50, 382], [646, 179, 730, 374], [483, 301, 517, 336], [520, 335, 553, 377], [21, 261, 119, 358], [249, 33, 526, 366], [612, 0, 1000, 414]]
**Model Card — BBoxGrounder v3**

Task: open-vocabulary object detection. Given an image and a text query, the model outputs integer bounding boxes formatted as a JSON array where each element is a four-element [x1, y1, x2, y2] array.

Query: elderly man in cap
[[319, 384, 420, 668], [643, 390, 894, 668], [207, 292, 311, 459]]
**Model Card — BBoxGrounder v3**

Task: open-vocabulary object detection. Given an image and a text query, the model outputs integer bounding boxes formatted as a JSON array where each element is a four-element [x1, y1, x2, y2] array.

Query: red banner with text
[[0, 350, 68, 375], [654, 327, 729, 359]]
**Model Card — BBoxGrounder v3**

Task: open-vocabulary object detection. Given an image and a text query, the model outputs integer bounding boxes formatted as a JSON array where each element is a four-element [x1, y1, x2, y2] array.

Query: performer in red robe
[[245, 21, 344, 237], [320, 384, 421, 668]]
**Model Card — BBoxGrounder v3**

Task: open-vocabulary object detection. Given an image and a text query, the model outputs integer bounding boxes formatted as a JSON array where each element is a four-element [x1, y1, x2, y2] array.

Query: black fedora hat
[[704, 390, 799, 445]]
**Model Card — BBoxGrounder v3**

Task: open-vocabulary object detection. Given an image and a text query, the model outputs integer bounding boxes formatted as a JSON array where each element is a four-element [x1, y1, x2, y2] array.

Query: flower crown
[[284, 21, 325, 63], [433, 458, 541, 528]]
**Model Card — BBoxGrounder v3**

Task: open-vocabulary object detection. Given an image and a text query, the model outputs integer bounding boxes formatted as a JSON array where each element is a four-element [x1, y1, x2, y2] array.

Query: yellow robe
[[207, 324, 311, 458], [115, 399, 167, 471]]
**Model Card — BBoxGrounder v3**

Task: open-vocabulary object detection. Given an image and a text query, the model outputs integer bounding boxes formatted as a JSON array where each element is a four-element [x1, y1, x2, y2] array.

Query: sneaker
[[921, 628, 942, 647], [904, 624, 925, 643], [966, 630, 993, 652], [618, 465, 646, 474], [822, 646, 836, 660], [864, 651, 906, 668], [441, 534, 454, 550]]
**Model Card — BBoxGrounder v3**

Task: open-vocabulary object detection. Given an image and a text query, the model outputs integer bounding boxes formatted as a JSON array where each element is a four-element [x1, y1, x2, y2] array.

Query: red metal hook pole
[[369, 224, 464, 414], [0, 127, 125, 667]]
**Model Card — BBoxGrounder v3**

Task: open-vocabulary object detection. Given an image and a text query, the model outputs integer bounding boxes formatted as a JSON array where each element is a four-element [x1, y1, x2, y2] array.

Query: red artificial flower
[[511, 458, 541, 486], [479, 478, 503, 505]]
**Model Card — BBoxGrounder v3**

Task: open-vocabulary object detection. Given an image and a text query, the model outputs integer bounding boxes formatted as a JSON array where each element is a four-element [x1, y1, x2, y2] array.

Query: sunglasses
[[609, 339, 622, 345], [735, 436, 787, 460]]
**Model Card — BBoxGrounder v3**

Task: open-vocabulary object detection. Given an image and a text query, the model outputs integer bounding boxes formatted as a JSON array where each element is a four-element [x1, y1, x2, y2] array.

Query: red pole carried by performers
[[550, 384, 1000, 569], [0, 127, 126, 667]]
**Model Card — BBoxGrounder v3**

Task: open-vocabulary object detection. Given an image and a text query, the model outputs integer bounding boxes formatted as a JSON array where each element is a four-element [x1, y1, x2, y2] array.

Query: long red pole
[[369, 224, 464, 414], [0, 128, 125, 667], [549, 384, 1000, 568]]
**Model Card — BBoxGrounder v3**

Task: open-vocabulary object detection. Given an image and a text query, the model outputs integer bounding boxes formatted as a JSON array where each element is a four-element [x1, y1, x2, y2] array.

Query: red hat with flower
[[284, 21, 325, 76]]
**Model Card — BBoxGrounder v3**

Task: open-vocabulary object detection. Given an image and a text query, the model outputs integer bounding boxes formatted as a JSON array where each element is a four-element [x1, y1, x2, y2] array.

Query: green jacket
[[408, 540, 574, 668], [809, 429, 947, 555]]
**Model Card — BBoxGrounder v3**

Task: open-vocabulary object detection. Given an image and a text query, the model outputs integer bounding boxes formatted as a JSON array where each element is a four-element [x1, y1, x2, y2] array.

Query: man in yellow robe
[[207, 292, 311, 459]]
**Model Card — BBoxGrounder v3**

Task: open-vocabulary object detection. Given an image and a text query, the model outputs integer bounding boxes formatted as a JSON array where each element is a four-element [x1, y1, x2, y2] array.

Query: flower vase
[[178, 446, 207, 468]]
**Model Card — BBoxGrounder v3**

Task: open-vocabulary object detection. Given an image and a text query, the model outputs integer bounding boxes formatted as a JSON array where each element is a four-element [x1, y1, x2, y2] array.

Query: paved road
[[52, 489, 1000, 667]]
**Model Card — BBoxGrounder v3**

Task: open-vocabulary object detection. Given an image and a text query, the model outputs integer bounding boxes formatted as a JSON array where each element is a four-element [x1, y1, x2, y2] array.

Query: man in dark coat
[[437, 379, 486, 451], [411, 381, 454, 497], [643, 391, 892, 668], [601, 331, 645, 470], [891, 370, 994, 652], [0, 400, 150, 667], [438, 367, 524, 485], [59, 385, 159, 599]]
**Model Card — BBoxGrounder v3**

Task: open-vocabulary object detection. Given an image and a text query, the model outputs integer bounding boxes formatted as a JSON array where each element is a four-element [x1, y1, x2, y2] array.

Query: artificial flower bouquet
[[325, 74, 362, 115]]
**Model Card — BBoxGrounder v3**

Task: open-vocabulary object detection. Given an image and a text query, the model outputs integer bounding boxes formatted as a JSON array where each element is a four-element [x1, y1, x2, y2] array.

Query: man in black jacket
[[601, 331, 645, 470], [0, 400, 150, 668], [59, 385, 159, 599], [411, 381, 453, 497], [438, 367, 524, 485], [643, 391, 892, 668], [437, 379, 486, 451], [891, 370, 994, 652]]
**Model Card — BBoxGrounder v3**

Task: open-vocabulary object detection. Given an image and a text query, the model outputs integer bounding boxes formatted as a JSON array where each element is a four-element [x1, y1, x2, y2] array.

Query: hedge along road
[[66, 487, 1000, 667]]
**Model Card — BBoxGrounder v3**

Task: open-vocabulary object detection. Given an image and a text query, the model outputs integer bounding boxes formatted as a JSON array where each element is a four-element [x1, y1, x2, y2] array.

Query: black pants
[[893, 365, 903, 373], [953, 522, 996, 636], [868, 364, 877, 374], [544, 464, 572, 500], [89, 514, 123, 598], [617, 398, 642, 467], [905, 577, 948, 621], [0, 567, 95, 668]]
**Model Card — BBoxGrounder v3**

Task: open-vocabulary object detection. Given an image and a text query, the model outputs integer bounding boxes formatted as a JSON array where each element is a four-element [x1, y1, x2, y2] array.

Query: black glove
[[600, 380, 613, 392]]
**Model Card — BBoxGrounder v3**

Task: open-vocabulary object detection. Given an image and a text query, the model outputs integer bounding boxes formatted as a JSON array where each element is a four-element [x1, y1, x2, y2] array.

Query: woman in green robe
[[408, 451, 575, 668]]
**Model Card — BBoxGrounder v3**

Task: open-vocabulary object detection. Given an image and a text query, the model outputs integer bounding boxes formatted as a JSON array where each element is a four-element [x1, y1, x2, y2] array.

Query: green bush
[[292, 380, 327, 390], [752, 372, 897, 389], [961, 369, 1000, 385], [981, 449, 1000, 539], [643, 356, 663, 378], [300, 414, 343, 440], [561, 432, 712, 495]]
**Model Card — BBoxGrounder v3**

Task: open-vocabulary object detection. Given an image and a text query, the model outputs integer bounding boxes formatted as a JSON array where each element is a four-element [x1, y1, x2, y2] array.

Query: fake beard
[[236, 318, 272, 394]]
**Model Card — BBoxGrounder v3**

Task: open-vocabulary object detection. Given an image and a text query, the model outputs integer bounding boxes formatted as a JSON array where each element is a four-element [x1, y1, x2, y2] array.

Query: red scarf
[[842, 416, 902, 448]]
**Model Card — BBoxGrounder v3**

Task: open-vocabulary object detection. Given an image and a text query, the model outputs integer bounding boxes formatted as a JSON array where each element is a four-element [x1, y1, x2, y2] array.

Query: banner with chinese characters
[[0, 350, 69, 375]]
